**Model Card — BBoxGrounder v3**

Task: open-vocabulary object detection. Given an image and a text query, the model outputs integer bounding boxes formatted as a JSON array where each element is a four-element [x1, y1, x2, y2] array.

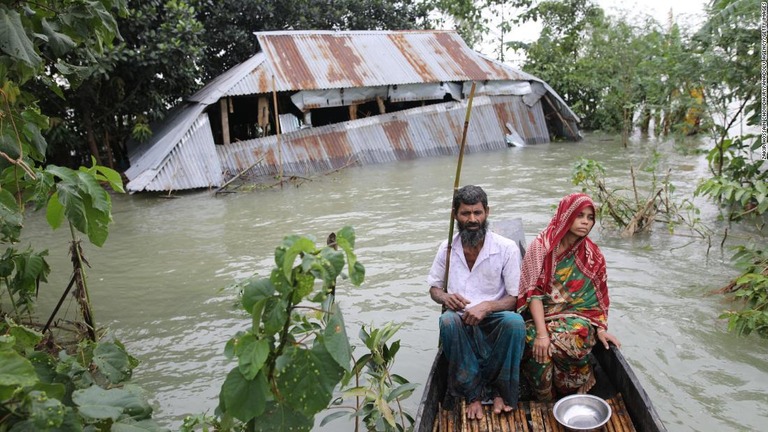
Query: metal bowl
[[552, 394, 612, 431]]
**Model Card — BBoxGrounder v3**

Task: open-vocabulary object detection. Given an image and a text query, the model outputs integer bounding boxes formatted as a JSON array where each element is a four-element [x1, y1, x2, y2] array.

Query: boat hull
[[413, 344, 666, 432]]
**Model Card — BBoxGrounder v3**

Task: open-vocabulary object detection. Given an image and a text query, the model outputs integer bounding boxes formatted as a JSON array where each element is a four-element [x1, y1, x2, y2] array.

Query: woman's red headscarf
[[516, 193, 609, 327]]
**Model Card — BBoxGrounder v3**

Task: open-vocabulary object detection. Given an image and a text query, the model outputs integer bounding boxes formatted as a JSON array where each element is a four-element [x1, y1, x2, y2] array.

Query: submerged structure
[[125, 30, 580, 193]]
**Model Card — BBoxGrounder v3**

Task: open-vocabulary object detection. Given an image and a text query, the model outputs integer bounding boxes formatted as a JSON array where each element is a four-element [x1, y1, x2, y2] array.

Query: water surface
[[25, 133, 768, 431]]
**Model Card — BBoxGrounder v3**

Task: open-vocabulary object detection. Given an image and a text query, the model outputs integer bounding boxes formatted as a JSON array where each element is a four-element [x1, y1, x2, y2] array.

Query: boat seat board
[[433, 393, 636, 432]]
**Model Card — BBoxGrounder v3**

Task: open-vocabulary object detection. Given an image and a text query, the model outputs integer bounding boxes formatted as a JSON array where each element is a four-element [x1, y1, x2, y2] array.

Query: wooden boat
[[414, 219, 666, 432]]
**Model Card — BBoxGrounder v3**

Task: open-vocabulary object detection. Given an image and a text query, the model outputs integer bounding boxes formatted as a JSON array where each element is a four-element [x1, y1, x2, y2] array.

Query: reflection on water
[[23, 133, 768, 431]]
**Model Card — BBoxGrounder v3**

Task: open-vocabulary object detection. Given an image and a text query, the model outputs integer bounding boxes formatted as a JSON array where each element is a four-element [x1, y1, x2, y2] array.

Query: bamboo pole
[[442, 82, 477, 293]]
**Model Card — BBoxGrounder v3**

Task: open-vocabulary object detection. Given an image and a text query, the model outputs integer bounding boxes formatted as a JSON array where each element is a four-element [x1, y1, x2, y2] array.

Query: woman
[[517, 193, 621, 401]]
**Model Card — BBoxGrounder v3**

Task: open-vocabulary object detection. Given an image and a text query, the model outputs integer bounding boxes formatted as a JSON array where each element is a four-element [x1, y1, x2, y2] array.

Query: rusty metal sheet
[[216, 95, 550, 181], [251, 30, 529, 92]]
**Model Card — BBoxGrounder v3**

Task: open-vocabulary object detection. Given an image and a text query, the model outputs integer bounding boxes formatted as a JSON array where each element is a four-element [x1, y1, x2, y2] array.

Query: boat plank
[[432, 395, 636, 432], [514, 403, 529, 432]]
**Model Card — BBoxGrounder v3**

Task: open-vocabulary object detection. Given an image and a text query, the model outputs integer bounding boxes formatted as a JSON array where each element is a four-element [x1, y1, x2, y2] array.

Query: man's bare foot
[[492, 396, 513, 414], [466, 400, 484, 419]]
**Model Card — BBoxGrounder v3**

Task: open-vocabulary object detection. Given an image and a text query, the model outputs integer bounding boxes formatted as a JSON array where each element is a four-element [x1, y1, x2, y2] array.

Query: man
[[427, 185, 526, 419]]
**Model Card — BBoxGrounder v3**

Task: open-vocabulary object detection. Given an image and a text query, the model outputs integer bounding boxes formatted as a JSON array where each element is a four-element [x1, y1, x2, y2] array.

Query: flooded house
[[124, 30, 580, 193]]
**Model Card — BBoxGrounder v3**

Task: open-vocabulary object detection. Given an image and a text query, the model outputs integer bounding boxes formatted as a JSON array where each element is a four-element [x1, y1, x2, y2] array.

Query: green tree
[[513, 0, 614, 130], [692, 0, 766, 337], [36, 0, 206, 169], [694, 0, 763, 179]]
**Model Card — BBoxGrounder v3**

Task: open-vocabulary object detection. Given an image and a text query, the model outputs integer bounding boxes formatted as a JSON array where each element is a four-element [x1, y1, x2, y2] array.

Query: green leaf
[[46, 191, 65, 230], [334, 227, 365, 286], [76, 170, 111, 213], [262, 297, 288, 337], [81, 189, 112, 247], [95, 164, 125, 193], [21, 123, 46, 160], [0, 189, 23, 242], [41, 18, 76, 57], [29, 382, 66, 402], [72, 385, 152, 421], [318, 248, 345, 280], [242, 278, 275, 313], [336, 226, 356, 248], [7, 324, 43, 354], [56, 183, 88, 234], [253, 401, 314, 432], [320, 410, 349, 427], [350, 261, 366, 286], [281, 237, 316, 281], [219, 367, 268, 422], [237, 337, 269, 380], [0, 8, 42, 67], [341, 386, 375, 399], [26, 390, 67, 430], [322, 303, 351, 371], [275, 344, 345, 416], [386, 382, 419, 402], [0, 350, 37, 387], [758, 198, 768, 215], [72, 385, 146, 420], [93, 342, 133, 384], [292, 272, 315, 303]]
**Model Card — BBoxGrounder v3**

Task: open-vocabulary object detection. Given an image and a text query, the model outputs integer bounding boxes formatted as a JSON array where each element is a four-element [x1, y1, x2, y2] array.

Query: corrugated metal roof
[[188, 30, 533, 98], [127, 113, 223, 192], [216, 95, 548, 179], [188, 53, 268, 103], [186, 31, 574, 116], [125, 103, 207, 180]]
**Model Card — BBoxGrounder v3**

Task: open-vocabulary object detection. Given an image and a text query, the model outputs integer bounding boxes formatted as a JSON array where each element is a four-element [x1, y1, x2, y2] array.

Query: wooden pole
[[272, 75, 283, 185], [220, 98, 230, 144], [442, 82, 477, 294]]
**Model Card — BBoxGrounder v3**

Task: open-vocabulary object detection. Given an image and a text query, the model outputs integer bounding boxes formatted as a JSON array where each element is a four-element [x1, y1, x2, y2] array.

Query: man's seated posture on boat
[[428, 185, 526, 420], [517, 193, 621, 401]]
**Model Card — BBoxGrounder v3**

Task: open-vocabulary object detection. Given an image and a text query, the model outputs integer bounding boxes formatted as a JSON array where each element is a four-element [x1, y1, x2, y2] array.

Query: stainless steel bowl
[[552, 394, 612, 431]]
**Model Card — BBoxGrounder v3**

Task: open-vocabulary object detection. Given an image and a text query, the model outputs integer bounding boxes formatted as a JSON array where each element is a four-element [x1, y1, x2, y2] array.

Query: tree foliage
[[692, 0, 765, 219], [216, 228, 365, 430], [514, 0, 707, 138], [323, 322, 419, 431], [37, 0, 206, 169], [1, 1, 165, 429]]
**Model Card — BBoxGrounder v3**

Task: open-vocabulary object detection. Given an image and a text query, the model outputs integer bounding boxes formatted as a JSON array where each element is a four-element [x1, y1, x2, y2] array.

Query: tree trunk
[[640, 106, 651, 135], [83, 107, 103, 166], [103, 129, 115, 170]]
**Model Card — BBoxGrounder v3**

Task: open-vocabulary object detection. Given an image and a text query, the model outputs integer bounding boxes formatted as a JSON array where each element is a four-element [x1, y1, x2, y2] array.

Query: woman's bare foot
[[466, 400, 484, 419], [493, 396, 513, 414]]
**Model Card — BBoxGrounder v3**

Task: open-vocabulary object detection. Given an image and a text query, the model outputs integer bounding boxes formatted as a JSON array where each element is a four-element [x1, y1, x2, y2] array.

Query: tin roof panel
[[255, 30, 526, 91]]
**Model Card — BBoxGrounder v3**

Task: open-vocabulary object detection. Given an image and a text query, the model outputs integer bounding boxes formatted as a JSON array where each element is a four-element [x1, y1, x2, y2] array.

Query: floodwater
[[24, 132, 768, 431]]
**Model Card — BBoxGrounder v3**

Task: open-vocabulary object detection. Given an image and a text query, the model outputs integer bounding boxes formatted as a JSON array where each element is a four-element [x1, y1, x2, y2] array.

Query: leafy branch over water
[[216, 227, 364, 430]]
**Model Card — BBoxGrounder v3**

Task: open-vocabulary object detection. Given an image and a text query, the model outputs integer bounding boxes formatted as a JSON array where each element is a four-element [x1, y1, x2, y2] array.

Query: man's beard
[[458, 219, 488, 247]]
